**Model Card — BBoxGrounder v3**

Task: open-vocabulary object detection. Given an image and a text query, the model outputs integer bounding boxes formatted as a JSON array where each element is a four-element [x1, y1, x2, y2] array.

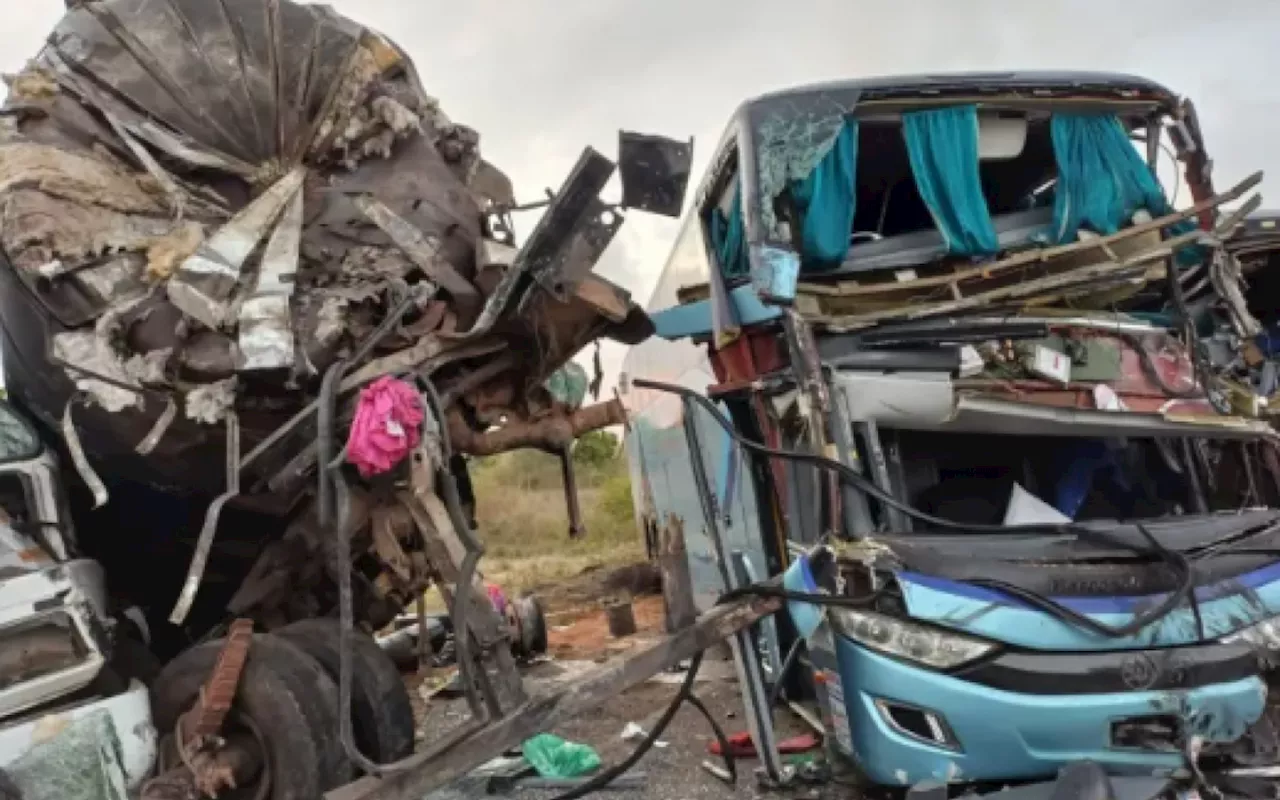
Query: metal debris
[[167, 168, 305, 330], [237, 190, 304, 372]]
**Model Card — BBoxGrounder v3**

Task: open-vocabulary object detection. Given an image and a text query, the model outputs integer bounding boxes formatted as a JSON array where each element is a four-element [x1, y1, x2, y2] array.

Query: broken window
[[756, 108, 1182, 279], [857, 429, 1270, 531]]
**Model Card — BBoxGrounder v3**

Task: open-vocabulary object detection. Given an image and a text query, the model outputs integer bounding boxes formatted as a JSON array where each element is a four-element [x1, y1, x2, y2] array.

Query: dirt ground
[[412, 564, 858, 800]]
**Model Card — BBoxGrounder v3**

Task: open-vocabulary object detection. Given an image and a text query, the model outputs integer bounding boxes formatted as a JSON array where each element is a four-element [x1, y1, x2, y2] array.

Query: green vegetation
[[467, 431, 643, 595]]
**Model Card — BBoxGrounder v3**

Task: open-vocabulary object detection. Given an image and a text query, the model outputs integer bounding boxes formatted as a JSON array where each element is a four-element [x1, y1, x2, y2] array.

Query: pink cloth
[[486, 583, 508, 616], [346, 377, 424, 478]]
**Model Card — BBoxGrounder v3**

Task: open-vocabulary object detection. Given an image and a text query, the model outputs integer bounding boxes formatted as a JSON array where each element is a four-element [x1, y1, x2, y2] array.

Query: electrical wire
[[548, 652, 736, 800], [768, 637, 804, 710], [417, 375, 491, 720]]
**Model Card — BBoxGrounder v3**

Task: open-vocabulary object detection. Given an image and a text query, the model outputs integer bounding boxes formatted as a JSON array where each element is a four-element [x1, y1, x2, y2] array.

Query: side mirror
[[617, 131, 694, 218]]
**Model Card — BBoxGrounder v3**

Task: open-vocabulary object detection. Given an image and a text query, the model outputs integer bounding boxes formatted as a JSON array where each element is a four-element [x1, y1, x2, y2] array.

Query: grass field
[[431, 441, 645, 605]]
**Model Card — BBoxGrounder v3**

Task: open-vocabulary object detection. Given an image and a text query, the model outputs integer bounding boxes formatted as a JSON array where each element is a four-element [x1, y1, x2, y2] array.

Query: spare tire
[[277, 619, 415, 766], [150, 634, 353, 798]]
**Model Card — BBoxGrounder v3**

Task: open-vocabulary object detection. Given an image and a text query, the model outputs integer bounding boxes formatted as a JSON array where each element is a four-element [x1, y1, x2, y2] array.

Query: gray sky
[[4, 1, 1278, 390]]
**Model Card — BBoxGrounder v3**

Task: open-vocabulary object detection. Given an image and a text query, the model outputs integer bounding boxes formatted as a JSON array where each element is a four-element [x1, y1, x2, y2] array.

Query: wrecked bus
[[620, 71, 1280, 796]]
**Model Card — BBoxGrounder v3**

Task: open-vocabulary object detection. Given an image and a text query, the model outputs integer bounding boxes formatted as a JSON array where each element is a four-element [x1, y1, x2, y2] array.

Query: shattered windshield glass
[[0, 404, 40, 464]]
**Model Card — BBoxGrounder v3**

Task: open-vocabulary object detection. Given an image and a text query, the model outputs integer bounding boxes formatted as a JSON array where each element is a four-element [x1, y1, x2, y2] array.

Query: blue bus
[[618, 71, 1280, 796]]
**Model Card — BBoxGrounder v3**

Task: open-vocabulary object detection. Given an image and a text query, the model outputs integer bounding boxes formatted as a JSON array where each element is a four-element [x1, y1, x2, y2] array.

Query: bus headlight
[[829, 607, 997, 669]]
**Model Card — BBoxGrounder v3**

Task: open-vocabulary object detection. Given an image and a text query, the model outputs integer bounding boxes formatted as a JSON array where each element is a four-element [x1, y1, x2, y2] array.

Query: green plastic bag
[[522, 733, 602, 778]]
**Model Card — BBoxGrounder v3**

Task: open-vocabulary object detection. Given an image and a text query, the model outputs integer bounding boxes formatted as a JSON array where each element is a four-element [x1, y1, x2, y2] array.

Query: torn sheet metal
[[167, 168, 305, 329], [61, 399, 109, 509], [617, 131, 694, 218], [237, 189, 304, 372], [134, 398, 176, 456], [354, 196, 480, 321], [169, 412, 240, 625]]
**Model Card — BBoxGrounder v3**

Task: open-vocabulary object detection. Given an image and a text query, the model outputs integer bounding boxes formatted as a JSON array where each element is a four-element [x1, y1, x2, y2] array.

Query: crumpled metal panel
[[237, 188, 304, 371], [168, 167, 305, 329]]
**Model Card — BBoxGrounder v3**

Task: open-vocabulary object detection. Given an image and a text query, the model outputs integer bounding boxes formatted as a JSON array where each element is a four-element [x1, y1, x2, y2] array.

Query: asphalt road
[[419, 658, 859, 800]]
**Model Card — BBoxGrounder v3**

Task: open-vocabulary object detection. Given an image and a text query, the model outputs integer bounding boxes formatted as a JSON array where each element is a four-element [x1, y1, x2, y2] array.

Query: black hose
[[417, 375, 491, 719], [548, 652, 735, 800], [318, 355, 494, 777], [318, 361, 390, 777], [634, 378, 1197, 639]]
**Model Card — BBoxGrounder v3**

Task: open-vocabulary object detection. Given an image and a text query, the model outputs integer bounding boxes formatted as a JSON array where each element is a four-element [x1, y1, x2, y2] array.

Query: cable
[[318, 360, 390, 777], [548, 652, 736, 800], [417, 375, 490, 719], [768, 637, 804, 711]]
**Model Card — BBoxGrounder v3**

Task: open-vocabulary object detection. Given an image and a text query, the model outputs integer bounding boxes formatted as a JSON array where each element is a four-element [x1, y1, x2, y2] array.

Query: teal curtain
[[902, 105, 999, 256], [708, 182, 748, 278], [1049, 113, 1195, 245], [790, 119, 859, 270]]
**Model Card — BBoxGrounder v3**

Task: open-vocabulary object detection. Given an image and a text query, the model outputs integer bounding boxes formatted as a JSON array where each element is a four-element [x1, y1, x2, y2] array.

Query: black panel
[[953, 640, 1258, 695]]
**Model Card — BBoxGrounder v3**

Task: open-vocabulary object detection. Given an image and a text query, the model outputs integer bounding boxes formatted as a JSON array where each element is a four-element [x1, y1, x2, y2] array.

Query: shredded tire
[[277, 618, 416, 766], [150, 634, 353, 798]]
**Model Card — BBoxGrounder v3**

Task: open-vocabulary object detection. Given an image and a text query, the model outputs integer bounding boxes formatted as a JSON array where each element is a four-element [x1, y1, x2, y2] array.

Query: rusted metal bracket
[[178, 618, 254, 743], [558, 445, 586, 538], [446, 398, 627, 456]]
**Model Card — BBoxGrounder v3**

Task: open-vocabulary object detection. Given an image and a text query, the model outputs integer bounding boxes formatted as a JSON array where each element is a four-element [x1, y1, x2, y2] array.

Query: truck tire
[[150, 635, 353, 798], [276, 619, 415, 766]]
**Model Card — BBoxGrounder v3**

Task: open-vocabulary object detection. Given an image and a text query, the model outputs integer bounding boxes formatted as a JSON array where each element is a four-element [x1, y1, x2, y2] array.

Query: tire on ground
[[276, 618, 415, 765], [150, 634, 353, 798]]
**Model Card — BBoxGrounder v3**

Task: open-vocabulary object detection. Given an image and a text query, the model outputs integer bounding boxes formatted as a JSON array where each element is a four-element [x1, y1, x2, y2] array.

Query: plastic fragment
[[521, 733, 601, 779]]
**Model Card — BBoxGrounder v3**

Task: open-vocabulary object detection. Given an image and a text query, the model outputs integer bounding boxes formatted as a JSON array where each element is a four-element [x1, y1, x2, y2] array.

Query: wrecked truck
[[620, 72, 1280, 797], [0, 0, 695, 797]]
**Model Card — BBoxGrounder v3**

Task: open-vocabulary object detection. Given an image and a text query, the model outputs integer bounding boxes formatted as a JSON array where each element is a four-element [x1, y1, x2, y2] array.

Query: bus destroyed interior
[[620, 73, 1280, 799]]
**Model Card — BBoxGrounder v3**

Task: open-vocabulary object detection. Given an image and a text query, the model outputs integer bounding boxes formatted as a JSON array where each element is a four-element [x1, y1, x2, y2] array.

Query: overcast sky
[[4, 1, 1278, 390]]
